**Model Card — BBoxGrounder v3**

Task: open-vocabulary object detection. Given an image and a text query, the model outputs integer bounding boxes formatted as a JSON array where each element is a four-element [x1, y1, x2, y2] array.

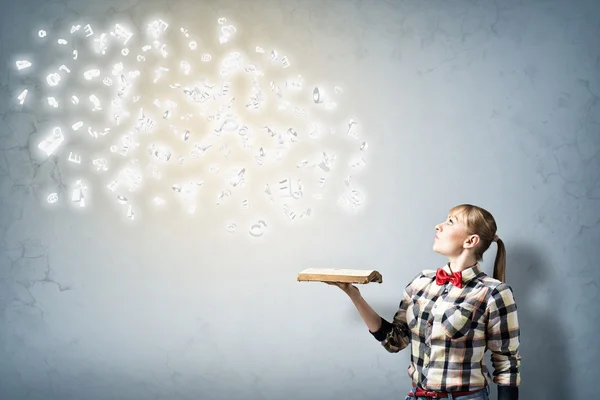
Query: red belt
[[407, 387, 485, 398]]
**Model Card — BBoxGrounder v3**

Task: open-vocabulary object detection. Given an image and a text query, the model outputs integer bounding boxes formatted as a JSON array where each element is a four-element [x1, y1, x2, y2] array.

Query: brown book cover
[[297, 268, 383, 284]]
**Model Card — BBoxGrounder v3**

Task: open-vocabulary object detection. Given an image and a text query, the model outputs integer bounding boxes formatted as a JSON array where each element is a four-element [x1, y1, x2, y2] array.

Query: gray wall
[[1, 0, 598, 399]]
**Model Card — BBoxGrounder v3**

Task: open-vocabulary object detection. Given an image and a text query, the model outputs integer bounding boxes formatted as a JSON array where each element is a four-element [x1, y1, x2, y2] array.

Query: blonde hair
[[449, 204, 507, 282]]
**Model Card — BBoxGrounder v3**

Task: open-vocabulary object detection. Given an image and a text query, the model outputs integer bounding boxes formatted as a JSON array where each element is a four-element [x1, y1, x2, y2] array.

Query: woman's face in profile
[[433, 212, 468, 255]]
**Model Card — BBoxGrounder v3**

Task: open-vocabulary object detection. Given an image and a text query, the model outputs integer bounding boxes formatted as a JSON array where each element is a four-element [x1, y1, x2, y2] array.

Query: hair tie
[[493, 234, 499, 242]]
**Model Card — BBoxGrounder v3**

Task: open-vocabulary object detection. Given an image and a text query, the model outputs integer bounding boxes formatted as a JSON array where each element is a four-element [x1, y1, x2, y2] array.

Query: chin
[[433, 245, 447, 256]]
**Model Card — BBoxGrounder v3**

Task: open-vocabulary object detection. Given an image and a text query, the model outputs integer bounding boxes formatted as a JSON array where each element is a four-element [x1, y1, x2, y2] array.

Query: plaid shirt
[[370, 263, 521, 392]]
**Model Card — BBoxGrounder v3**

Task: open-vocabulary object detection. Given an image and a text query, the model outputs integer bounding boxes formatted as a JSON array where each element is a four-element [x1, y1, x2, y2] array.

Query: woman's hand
[[323, 281, 360, 297]]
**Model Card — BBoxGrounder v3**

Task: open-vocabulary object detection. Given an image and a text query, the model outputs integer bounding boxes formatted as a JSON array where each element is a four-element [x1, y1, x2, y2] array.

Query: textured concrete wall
[[0, 0, 598, 399]]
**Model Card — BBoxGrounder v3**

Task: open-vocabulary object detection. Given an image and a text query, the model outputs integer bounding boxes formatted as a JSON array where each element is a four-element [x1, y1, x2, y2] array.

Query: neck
[[447, 253, 478, 273]]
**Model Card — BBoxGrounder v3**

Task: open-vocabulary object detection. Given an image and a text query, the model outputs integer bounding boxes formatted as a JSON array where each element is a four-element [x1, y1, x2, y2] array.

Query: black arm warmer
[[369, 317, 393, 341], [497, 385, 519, 400]]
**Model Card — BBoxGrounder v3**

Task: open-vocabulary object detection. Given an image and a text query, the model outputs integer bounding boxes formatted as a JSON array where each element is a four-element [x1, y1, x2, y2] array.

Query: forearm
[[348, 290, 383, 333]]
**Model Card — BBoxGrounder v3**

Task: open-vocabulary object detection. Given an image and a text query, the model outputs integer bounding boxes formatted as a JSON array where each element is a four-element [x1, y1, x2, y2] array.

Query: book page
[[298, 268, 375, 277]]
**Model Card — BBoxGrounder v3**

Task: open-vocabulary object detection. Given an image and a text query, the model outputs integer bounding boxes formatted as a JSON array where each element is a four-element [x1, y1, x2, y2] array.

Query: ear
[[464, 234, 480, 248]]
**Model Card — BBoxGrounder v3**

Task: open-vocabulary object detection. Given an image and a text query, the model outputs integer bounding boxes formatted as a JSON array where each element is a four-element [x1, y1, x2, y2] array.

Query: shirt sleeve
[[487, 283, 521, 386], [368, 279, 414, 353]]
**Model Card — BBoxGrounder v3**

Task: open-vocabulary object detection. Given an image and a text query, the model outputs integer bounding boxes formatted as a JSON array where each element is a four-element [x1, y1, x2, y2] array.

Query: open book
[[297, 268, 383, 284]]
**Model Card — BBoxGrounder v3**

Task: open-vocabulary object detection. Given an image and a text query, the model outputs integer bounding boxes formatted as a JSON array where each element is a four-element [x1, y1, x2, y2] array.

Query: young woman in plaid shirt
[[329, 204, 520, 400]]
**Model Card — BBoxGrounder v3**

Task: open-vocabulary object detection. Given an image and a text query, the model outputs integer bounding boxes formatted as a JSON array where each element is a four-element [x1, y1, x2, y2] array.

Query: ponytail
[[492, 239, 506, 282]]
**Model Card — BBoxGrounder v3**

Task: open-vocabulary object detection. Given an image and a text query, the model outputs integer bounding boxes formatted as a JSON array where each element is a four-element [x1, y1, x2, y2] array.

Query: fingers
[[322, 281, 354, 290]]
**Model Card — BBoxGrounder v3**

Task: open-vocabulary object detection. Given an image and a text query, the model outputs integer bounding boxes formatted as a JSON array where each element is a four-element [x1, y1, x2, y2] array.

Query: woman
[[328, 204, 521, 400]]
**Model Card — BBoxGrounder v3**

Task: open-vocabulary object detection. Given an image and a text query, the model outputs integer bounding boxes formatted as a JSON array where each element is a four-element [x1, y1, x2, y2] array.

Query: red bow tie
[[436, 268, 463, 288]]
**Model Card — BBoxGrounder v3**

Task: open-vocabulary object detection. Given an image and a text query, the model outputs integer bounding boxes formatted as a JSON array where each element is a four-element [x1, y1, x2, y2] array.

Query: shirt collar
[[442, 262, 482, 285]]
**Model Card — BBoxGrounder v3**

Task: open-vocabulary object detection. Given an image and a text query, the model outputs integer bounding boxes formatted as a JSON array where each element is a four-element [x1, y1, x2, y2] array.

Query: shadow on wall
[[502, 242, 569, 400]]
